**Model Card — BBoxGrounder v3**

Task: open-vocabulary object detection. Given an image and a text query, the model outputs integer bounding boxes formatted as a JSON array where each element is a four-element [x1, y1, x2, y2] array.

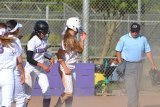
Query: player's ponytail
[[25, 30, 38, 54], [28, 30, 37, 40], [63, 28, 83, 53]]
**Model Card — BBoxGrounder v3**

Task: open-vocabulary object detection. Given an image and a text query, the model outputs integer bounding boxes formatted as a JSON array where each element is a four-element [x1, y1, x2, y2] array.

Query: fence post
[[138, 0, 141, 23], [46, 5, 49, 22], [82, 0, 89, 63]]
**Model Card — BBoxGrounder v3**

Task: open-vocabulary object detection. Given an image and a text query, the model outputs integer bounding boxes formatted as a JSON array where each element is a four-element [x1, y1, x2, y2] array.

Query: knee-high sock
[[43, 98, 51, 107]]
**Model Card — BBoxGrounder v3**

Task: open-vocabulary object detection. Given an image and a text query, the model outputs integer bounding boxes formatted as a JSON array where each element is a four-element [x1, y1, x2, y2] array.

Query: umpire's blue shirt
[[115, 32, 151, 62]]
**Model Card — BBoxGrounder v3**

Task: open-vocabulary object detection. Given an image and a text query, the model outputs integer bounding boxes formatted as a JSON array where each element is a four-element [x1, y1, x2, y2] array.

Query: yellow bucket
[[94, 72, 105, 85]]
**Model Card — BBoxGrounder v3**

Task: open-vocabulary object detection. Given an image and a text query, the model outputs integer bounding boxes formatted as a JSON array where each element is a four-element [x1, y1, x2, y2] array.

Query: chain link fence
[[1, 0, 160, 96]]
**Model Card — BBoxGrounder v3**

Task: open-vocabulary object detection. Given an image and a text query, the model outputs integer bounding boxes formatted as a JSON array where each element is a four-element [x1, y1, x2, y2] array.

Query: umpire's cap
[[130, 23, 140, 33]]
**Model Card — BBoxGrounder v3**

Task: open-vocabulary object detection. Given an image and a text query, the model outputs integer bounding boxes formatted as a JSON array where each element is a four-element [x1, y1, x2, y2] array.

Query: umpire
[[115, 22, 156, 107]]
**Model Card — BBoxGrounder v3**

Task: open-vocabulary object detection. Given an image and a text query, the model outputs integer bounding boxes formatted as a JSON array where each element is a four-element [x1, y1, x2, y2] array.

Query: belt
[[126, 60, 142, 63]]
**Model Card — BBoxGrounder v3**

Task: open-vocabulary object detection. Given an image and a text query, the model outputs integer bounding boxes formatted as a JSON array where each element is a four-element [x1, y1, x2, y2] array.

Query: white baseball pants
[[0, 68, 14, 107], [14, 71, 26, 107], [24, 67, 51, 100]]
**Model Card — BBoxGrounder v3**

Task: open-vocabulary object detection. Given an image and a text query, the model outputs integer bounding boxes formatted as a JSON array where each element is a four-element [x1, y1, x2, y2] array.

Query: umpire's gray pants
[[125, 61, 143, 107]]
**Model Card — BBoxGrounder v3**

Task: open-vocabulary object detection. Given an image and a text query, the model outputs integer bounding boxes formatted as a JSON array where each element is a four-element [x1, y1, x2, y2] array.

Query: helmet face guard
[[78, 27, 83, 34]]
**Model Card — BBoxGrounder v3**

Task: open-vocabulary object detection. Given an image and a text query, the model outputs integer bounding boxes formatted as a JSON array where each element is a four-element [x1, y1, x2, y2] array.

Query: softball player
[[0, 23, 20, 107], [24, 20, 54, 107], [6, 20, 26, 107], [55, 17, 86, 107]]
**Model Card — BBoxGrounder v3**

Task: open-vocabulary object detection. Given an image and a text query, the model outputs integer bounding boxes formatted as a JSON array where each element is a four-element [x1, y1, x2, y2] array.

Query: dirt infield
[[12, 95, 160, 107]]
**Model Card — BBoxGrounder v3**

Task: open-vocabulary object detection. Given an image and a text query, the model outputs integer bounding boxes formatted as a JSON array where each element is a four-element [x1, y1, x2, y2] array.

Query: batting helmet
[[34, 20, 49, 34], [66, 17, 81, 32]]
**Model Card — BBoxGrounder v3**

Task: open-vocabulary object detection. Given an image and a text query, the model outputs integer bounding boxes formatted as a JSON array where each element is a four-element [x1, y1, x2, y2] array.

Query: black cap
[[130, 23, 140, 32]]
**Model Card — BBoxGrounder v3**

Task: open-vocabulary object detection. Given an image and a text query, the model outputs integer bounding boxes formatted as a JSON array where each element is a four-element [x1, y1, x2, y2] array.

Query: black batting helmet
[[34, 20, 49, 34]]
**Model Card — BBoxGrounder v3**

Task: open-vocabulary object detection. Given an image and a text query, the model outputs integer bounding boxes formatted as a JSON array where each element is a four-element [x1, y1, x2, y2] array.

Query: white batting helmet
[[66, 17, 81, 32]]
